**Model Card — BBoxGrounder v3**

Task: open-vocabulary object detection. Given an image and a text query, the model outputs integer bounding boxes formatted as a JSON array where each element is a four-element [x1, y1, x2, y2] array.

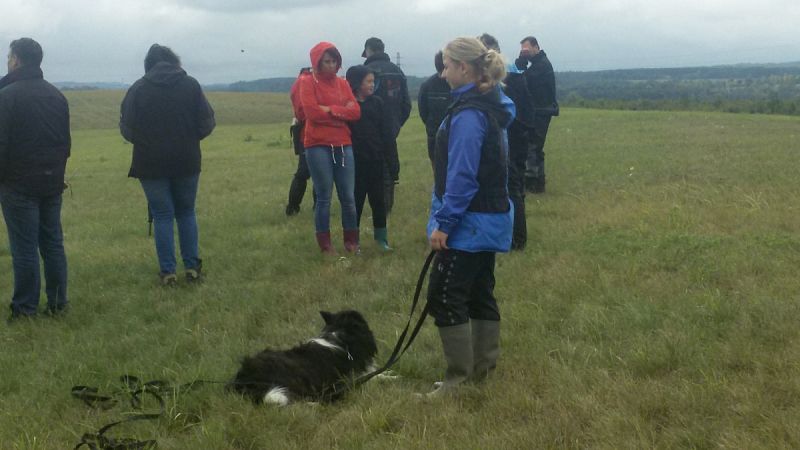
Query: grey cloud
[[171, 0, 351, 13]]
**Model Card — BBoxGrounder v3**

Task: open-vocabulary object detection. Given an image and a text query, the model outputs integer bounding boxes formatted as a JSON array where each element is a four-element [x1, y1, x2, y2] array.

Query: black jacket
[[120, 62, 215, 179], [350, 95, 397, 168], [417, 73, 451, 138], [0, 65, 71, 197], [364, 52, 411, 138], [517, 50, 559, 129]]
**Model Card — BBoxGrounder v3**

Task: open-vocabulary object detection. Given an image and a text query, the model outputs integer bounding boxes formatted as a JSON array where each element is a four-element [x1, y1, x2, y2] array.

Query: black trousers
[[287, 153, 311, 209], [525, 118, 551, 192], [427, 249, 500, 327], [383, 163, 396, 215], [354, 159, 387, 229], [507, 124, 529, 249]]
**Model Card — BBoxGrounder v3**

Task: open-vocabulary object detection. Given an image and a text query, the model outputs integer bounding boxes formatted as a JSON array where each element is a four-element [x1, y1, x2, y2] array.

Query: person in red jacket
[[298, 42, 361, 254]]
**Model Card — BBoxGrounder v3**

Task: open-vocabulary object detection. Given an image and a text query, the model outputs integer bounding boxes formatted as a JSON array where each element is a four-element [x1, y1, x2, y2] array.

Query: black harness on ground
[[70, 250, 436, 449]]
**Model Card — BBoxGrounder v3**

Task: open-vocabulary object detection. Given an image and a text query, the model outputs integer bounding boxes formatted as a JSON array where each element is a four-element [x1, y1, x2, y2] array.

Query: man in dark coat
[[362, 37, 411, 213], [516, 36, 558, 194], [0, 38, 71, 321], [478, 33, 535, 250], [417, 51, 451, 169]]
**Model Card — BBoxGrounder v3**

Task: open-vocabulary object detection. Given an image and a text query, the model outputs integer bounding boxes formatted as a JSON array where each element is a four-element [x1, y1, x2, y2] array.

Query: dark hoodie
[[120, 61, 216, 179]]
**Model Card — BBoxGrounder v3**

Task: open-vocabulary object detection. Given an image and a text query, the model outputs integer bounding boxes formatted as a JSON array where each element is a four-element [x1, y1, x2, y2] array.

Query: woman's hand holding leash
[[430, 230, 449, 251]]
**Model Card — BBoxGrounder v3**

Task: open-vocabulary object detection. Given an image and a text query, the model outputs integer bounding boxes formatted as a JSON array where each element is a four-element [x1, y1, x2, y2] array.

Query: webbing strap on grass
[[71, 375, 209, 450]]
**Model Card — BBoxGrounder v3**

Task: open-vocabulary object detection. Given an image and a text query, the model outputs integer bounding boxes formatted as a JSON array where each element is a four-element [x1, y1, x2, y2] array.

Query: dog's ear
[[320, 310, 334, 324]]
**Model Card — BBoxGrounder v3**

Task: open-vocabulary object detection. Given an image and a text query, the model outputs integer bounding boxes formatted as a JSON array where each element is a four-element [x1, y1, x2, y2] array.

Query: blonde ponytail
[[443, 37, 506, 93]]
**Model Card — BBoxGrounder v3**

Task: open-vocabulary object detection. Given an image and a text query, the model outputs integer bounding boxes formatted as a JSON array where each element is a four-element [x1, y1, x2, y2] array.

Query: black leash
[[71, 375, 217, 449], [146, 206, 153, 237], [72, 251, 437, 447], [339, 250, 437, 391]]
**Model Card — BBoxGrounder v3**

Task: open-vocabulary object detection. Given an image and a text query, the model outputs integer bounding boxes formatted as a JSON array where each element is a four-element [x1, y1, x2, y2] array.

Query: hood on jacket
[[309, 42, 342, 76], [144, 61, 187, 86], [457, 85, 514, 130], [345, 65, 372, 94]]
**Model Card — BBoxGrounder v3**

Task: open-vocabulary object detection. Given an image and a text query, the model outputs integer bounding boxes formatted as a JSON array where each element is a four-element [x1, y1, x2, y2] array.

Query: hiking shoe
[[44, 304, 69, 318], [160, 272, 178, 286], [7, 310, 36, 324], [185, 260, 203, 283]]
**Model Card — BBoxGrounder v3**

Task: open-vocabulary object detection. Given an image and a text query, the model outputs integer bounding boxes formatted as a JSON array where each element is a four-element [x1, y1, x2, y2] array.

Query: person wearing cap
[[298, 42, 361, 254], [345, 65, 395, 251], [361, 37, 411, 214], [417, 51, 451, 169]]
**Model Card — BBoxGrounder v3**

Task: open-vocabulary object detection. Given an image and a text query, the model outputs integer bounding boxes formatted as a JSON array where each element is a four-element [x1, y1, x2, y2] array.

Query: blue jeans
[[0, 187, 68, 315], [139, 175, 200, 274], [305, 146, 357, 232]]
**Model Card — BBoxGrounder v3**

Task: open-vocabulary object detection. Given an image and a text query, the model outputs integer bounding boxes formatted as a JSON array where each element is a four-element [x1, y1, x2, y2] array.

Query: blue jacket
[[427, 83, 516, 253]]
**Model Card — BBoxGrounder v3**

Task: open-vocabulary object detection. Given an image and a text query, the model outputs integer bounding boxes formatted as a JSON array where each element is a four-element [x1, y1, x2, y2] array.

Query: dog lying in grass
[[229, 310, 379, 406]]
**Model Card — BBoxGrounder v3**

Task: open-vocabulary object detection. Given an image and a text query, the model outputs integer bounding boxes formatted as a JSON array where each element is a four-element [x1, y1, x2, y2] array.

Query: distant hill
[[205, 76, 429, 94], [557, 62, 800, 115], [55, 81, 129, 90], [54, 62, 800, 115]]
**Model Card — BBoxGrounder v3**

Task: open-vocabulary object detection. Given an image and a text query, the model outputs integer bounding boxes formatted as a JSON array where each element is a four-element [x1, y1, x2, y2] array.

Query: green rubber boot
[[373, 227, 393, 251], [427, 322, 473, 398], [471, 319, 500, 381]]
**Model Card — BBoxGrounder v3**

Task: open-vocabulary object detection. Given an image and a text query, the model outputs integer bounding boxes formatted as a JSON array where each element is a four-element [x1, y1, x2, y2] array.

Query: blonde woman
[[424, 37, 516, 396]]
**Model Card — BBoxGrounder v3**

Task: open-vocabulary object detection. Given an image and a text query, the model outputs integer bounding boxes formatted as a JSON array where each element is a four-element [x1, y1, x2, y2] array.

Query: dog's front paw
[[375, 370, 400, 381]]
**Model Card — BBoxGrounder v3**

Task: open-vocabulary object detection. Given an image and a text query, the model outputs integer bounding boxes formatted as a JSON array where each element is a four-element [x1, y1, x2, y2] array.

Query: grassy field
[[1, 92, 800, 449]]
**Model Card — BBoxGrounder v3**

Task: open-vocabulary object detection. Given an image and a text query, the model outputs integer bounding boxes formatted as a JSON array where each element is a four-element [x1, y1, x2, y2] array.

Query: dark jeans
[[354, 159, 387, 229], [0, 187, 68, 316], [287, 152, 311, 210], [507, 124, 529, 249], [427, 249, 499, 327], [525, 118, 550, 192], [139, 174, 200, 274]]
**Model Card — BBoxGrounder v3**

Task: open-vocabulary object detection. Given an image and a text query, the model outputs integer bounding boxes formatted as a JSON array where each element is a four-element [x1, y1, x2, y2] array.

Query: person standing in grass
[[285, 67, 313, 217], [0, 38, 71, 321], [425, 37, 515, 396], [479, 33, 535, 250], [361, 37, 411, 215], [515, 36, 558, 194], [345, 65, 394, 251], [417, 51, 452, 170], [120, 44, 216, 285], [298, 42, 361, 254]]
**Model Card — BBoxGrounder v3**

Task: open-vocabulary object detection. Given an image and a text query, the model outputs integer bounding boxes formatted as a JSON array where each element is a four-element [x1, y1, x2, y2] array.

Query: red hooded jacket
[[296, 42, 360, 148]]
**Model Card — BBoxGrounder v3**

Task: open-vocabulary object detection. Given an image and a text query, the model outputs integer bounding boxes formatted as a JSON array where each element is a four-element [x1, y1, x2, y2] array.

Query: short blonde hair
[[443, 37, 506, 93]]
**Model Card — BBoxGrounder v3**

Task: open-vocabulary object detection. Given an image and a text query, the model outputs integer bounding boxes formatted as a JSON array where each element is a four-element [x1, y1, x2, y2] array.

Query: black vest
[[434, 88, 510, 213]]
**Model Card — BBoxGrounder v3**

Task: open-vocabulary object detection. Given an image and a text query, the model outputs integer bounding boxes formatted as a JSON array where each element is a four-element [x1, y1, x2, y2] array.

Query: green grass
[[1, 94, 800, 448]]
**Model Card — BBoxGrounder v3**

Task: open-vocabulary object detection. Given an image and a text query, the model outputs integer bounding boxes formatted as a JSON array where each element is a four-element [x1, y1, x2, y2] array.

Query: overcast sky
[[2, 0, 798, 84]]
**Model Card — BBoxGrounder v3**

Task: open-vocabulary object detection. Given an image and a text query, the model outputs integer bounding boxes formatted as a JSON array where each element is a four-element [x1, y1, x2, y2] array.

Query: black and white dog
[[229, 310, 378, 406]]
